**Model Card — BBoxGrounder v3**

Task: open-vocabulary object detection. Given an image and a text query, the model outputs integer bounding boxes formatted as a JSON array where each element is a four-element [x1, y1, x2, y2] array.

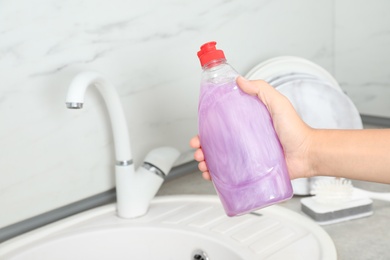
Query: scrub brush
[[300, 178, 375, 225], [309, 178, 390, 202]]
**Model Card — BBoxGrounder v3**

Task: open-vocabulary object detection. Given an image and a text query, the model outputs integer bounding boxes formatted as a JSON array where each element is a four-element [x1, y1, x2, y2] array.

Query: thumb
[[236, 76, 261, 96], [236, 76, 275, 110]]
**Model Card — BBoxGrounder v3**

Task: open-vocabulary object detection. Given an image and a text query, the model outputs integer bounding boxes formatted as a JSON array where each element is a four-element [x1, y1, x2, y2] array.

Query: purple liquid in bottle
[[197, 42, 293, 216]]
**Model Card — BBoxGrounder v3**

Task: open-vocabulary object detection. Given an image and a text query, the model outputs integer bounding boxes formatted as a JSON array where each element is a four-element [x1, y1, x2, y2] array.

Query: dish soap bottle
[[197, 41, 293, 216]]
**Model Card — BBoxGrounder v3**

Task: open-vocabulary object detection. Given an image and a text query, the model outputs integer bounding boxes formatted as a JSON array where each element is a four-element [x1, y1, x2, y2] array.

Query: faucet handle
[[143, 147, 180, 177], [116, 146, 180, 219]]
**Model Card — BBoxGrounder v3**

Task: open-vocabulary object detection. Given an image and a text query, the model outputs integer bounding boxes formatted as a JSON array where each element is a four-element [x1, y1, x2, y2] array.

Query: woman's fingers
[[194, 148, 204, 161], [202, 171, 212, 181], [189, 135, 201, 149], [198, 161, 208, 172]]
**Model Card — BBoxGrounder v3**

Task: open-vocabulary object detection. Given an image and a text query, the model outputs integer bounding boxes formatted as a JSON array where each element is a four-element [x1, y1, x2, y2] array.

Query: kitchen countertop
[[157, 171, 390, 260]]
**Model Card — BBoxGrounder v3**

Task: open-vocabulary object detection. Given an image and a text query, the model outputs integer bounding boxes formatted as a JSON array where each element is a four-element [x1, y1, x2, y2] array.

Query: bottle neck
[[201, 59, 238, 85], [202, 58, 227, 70]]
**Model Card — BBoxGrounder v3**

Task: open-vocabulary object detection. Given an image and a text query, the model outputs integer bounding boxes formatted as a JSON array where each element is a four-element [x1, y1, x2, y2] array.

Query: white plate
[[269, 72, 319, 88], [245, 56, 362, 129], [277, 78, 362, 129], [245, 56, 341, 91]]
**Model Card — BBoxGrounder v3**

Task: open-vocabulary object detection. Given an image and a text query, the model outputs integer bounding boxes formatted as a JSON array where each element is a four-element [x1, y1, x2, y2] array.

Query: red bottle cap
[[197, 41, 225, 67]]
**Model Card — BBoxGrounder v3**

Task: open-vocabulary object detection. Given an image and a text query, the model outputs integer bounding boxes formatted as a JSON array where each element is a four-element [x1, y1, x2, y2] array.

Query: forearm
[[310, 129, 390, 184]]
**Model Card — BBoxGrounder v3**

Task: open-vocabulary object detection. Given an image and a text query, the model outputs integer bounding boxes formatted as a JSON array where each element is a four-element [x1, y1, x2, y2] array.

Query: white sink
[[0, 195, 336, 260]]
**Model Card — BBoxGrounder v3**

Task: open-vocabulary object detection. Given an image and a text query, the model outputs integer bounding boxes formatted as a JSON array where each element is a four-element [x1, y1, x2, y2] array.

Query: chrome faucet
[[65, 71, 180, 218]]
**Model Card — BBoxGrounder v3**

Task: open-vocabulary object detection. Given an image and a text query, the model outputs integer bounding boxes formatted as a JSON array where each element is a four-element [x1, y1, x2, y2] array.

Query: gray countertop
[[157, 172, 390, 260]]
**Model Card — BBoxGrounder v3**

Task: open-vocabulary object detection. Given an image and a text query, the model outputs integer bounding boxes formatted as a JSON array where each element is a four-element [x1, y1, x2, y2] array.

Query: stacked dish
[[245, 56, 362, 195]]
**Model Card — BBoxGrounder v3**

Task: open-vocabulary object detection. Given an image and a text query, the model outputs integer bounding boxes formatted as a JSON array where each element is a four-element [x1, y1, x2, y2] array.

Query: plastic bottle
[[197, 41, 293, 216]]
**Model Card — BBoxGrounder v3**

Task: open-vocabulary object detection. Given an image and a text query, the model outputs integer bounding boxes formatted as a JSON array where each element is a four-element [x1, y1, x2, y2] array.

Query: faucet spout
[[66, 71, 132, 164]]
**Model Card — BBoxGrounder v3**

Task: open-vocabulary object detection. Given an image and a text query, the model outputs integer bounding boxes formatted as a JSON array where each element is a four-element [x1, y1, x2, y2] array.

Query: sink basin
[[0, 195, 336, 259]]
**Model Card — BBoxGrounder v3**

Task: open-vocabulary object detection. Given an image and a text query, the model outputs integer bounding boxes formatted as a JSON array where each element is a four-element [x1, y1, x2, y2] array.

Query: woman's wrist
[[305, 128, 321, 179]]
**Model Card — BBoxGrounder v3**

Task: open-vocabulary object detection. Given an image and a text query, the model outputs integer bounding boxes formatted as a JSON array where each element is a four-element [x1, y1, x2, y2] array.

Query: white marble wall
[[334, 0, 390, 118], [0, 0, 388, 228]]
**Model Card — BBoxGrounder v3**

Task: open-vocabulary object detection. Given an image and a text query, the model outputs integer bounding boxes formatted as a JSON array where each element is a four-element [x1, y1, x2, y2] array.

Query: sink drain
[[191, 249, 209, 260]]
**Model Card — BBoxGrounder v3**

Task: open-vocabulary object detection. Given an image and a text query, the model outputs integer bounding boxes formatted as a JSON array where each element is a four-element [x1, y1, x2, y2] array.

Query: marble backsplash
[[0, 0, 389, 228]]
